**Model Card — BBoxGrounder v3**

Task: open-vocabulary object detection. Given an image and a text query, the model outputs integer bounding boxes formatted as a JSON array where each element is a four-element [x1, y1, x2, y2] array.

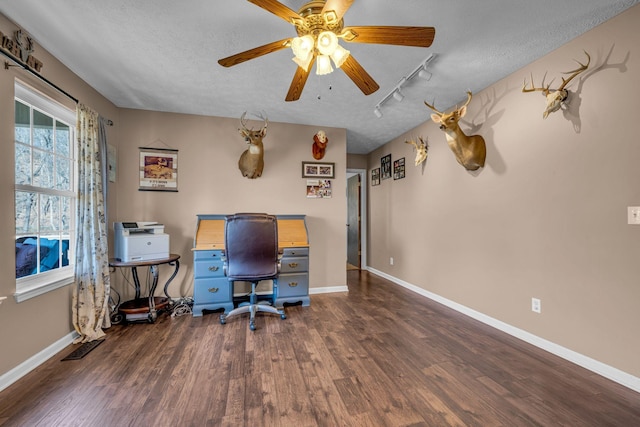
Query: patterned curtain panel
[[72, 104, 111, 342]]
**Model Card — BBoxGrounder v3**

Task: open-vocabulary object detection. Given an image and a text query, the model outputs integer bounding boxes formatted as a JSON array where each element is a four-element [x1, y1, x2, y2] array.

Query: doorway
[[347, 169, 366, 270]]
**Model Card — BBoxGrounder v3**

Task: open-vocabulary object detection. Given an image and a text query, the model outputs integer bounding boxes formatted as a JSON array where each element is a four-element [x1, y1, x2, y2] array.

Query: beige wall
[[0, 14, 119, 376], [367, 4, 640, 377], [347, 153, 367, 170], [113, 109, 347, 301]]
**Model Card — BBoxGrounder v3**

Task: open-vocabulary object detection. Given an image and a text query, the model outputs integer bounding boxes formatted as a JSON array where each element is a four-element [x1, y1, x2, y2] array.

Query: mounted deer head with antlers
[[425, 91, 486, 171], [237, 112, 268, 179], [522, 51, 590, 119], [405, 137, 428, 166]]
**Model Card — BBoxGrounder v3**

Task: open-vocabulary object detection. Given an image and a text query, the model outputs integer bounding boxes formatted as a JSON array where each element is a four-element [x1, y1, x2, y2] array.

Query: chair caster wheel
[[220, 315, 226, 325], [250, 323, 256, 331], [280, 313, 287, 320]]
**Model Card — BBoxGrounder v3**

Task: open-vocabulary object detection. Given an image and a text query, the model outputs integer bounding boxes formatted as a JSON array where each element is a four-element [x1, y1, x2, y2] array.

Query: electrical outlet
[[628, 207, 640, 224], [531, 298, 541, 314], [390, 257, 394, 265]]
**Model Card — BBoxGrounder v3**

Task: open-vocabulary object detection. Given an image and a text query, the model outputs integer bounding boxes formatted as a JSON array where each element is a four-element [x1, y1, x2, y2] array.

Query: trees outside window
[[14, 82, 76, 300]]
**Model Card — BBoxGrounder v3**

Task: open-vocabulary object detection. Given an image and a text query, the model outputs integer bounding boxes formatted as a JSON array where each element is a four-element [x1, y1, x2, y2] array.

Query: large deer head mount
[[522, 51, 590, 119], [237, 112, 268, 179], [425, 91, 486, 171], [405, 137, 428, 166]]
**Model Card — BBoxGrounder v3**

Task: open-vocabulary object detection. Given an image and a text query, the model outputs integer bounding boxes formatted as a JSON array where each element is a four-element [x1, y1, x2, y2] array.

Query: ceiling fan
[[218, 0, 436, 101]]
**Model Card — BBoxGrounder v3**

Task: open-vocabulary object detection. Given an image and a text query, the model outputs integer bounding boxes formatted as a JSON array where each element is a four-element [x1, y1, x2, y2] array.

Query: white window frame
[[14, 81, 77, 302]]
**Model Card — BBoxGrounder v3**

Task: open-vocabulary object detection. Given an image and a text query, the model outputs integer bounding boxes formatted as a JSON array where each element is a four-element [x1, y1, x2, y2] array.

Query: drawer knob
[[208, 266, 219, 272], [208, 287, 219, 293], [288, 282, 298, 287], [288, 262, 299, 268]]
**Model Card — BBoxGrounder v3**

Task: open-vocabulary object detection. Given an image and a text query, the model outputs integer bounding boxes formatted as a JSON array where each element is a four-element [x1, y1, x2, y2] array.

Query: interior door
[[347, 174, 361, 268]]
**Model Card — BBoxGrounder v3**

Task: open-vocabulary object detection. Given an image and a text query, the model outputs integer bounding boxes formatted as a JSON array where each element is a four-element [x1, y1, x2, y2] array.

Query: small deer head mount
[[522, 51, 590, 119], [237, 112, 268, 179], [405, 137, 428, 166], [312, 130, 328, 160], [425, 91, 486, 171]]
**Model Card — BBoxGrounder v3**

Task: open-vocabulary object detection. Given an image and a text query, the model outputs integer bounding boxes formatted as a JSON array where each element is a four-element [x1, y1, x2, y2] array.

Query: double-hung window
[[14, 82, 77, 302]]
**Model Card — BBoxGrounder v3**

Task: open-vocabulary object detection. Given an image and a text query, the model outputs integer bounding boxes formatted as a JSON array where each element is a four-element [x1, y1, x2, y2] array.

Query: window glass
[[14, 82, 76, 289]]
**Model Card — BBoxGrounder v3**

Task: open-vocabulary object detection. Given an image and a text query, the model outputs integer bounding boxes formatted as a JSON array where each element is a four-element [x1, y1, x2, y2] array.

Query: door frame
[[347, 168, 367, 270]]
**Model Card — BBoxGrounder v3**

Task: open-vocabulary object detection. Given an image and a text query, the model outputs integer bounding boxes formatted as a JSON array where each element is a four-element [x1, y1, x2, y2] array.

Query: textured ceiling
[[1, 0, 638, 154]]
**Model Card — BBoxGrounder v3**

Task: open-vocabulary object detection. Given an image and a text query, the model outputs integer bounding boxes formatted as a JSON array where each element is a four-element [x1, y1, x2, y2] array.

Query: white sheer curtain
[[72, 104, 111, 342]]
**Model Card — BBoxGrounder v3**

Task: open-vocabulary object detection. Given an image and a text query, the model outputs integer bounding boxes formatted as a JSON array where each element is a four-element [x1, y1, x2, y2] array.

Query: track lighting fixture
[[372, 54, 436, 118]]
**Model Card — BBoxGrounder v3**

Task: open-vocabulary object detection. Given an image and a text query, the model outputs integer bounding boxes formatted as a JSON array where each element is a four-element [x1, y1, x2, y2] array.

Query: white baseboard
[[310, 285, 349, 294], [368, 267, 640, 394], [0, 331, 78, 393]]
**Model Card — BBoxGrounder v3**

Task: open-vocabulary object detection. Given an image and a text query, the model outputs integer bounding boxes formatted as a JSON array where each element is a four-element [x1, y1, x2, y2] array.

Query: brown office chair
[[219, 213, 286, 330]]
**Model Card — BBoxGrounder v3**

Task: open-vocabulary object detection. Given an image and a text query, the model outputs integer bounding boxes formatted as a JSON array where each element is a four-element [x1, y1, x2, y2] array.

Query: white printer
[[114, 222, 170, 262]]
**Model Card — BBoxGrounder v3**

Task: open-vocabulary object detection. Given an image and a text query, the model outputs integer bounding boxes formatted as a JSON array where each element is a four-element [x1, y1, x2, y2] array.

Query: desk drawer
[[282, 247, 308, 257], [194, 260, 224, 278], [277, 273, 309, 298], [280, 257, 308, 273], [194, 277, 232, 304], [194, 250, 224, 261]]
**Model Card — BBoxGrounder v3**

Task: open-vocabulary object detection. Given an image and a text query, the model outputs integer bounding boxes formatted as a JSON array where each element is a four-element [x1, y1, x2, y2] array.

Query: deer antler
[[557, 51, 591, 92], [461, 91, 473, 109], [522, 72, 553, 95], [240, 111, 268, 131], [522, 51, 590, 94], [424, 99, 443, 115]]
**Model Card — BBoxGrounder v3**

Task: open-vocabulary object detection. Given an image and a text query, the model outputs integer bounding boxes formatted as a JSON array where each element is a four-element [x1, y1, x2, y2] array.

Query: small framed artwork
[[306, 179, 332, 198], [381, 154, 392, 180], [394, 157, 405, 180], [371, 168, 381, 186], [139, 147, 178, 192], [302, 161, 335, 178]]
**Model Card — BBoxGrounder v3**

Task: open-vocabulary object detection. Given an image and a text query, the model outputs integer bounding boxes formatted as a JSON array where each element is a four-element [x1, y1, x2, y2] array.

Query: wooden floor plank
[[0, 270, 639, 426]]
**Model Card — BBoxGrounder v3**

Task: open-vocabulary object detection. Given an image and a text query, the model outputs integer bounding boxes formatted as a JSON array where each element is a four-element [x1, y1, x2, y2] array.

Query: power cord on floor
[[171, 297, 194, 317]]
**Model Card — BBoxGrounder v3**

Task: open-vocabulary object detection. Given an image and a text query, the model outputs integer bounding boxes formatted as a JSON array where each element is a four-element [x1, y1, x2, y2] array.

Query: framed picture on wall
[[393, 157, 405, 180], [302, 161, 335, 178], [381, 154, 392, 180], [138, 147, 178, 191], [371, 168, 381, 186]]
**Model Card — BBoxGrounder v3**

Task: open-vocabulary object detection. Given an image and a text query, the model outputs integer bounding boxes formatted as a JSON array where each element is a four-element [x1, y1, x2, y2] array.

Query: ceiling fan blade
[[248, 0, 302, 24], [218, 38, 291, 67], [322, 0, 354, 21], [342, 26, 435, 47], [340, 55, 380, 95], [285, 62, 313, 102]]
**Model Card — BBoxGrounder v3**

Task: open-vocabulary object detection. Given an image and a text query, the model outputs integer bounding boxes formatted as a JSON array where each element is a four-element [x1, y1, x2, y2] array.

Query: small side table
[[109, 253, 180, 323]]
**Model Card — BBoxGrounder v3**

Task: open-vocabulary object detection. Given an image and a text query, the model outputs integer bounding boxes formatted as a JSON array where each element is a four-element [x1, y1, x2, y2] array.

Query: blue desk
[[191, 214, 310, 317]]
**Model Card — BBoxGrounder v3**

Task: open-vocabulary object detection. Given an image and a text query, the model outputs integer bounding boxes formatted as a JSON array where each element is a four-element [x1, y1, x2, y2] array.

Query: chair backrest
[[224, 213, 279, 280]]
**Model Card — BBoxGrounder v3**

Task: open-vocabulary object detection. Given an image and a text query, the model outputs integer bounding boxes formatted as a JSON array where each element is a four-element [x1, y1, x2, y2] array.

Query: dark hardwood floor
[[1, 270, 639, 426]]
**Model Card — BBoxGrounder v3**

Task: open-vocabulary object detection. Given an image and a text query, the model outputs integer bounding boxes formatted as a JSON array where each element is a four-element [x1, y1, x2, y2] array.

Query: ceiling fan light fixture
[[330, 44, 350, 68], [292, 53, 313, 71], [317, 31, 338, 56], [291, 35, 315, 60], [316, 54, 333, 75], [323, 10, 338, 24]]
